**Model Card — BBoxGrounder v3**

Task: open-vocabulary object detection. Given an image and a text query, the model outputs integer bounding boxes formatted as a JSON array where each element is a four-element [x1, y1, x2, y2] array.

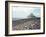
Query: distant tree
[[28, 13, 36, 18]]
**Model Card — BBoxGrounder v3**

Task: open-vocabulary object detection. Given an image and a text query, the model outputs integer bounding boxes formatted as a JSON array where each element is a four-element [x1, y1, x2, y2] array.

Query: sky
[[12, 6, 41, 19]]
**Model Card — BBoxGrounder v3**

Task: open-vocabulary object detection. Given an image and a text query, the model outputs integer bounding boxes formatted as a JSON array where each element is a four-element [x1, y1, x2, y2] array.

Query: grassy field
[[12, 18, 40, 30]]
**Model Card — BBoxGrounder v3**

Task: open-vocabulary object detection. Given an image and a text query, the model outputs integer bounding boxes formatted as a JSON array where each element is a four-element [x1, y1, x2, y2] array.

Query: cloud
[[12, 6, 41, 18]]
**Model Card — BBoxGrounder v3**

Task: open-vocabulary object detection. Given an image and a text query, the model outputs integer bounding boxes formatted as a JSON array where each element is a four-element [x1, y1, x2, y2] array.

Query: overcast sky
[[12, 6, 41, 19]]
